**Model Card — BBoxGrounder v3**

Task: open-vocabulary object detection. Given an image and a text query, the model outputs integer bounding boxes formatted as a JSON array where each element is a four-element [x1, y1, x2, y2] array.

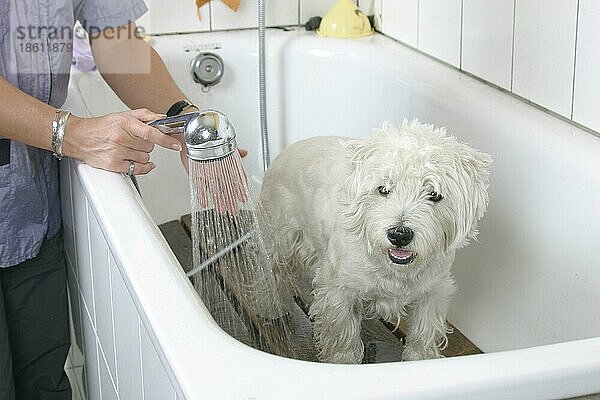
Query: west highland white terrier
[[259, 120, 491, 363]]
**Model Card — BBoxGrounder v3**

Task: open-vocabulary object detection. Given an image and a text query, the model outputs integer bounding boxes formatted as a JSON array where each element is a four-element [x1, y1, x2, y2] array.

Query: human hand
[[63, 109, 182, 175]]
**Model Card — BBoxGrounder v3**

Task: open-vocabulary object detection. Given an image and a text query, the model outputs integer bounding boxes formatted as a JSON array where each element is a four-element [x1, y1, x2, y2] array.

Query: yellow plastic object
[[317, 0, 373, 39]]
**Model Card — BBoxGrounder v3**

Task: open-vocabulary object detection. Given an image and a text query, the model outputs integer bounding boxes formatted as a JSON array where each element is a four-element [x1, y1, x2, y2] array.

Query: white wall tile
[[300, 0, 357, 24], [212, 0, 298, 30], [111, 266, 143, 398], [381, 0, 418, 48], [358, 0, 376, 15], [573, 0, 600, 132], [418, 0, 462, 67], [81, 310, 101, 400], [72, 176, 95, 326], [98, 353, 118, 400], [137, 0, 211, 35], [141, 325, 177, 400], [512, 0, 578, 117], [89, 212, 118, 384], [462, 0, 514, 90]]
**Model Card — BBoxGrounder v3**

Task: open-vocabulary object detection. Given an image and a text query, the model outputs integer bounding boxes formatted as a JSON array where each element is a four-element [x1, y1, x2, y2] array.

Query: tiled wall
[[61, 159, 180, 400], [138, 0, 600, 135], [138, 0, 358, 34], [377, 0, 600, 134]]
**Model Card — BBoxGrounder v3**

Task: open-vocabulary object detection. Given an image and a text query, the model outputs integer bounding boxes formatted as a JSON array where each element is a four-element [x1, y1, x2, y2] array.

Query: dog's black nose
[[387, 226, 414, 246]]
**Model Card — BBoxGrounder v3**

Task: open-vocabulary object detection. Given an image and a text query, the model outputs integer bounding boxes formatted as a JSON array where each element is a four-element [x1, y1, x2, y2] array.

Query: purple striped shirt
[[0, 0, 147, 267]]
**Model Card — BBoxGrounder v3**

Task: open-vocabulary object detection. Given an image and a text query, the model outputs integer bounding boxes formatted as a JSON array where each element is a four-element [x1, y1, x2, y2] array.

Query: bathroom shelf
[[159, 215, 482, 363]]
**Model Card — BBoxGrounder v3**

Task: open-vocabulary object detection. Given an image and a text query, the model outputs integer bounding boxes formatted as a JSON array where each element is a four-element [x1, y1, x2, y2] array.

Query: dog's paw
[[317, 337, 364, 364], [320, 349, 364, 364], [401, 345, 441, 362], [401, 347, 424, 361]]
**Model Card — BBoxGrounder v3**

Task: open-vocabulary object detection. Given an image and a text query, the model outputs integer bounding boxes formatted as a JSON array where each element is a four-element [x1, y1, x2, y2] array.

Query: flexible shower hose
[[258, 0, 270, 171]]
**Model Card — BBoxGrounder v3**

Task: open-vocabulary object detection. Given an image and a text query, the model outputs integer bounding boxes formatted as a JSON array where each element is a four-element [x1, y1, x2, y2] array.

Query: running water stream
[[187, 151, 305, 358]]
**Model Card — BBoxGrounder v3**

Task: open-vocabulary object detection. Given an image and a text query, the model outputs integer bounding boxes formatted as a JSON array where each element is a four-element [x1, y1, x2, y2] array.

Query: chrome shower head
[[149, 110, 237, 161]]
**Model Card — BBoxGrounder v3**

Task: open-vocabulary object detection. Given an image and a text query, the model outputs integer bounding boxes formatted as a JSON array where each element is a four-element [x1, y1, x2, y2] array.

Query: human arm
[[0, 76, 180, 174], [88, 22, 187, 114]]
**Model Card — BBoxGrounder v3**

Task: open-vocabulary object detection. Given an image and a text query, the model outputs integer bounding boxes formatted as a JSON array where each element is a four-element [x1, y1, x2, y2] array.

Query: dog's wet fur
[[258, 120, 491, 363]]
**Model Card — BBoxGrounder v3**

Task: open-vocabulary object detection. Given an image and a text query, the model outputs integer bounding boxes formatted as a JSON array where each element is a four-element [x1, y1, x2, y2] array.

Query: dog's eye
[[428, 191, 443, 202], [377, 186, 391, 197]]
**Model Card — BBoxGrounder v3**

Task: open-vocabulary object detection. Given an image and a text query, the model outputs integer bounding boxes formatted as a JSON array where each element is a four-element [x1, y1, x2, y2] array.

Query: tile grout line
[[570, 0, 581, 120], [139, 315, 145, 400], [107, 254, 119, 394], [94, 337, 103, 400], [84, 200, 100, 400], [89, 248, 120, 399], [209, 1, 213, 32], [75, 277, 87, 398], [416, 0, 420, 48], [95, 336, 119, 400], [84, 201, 96, 327]]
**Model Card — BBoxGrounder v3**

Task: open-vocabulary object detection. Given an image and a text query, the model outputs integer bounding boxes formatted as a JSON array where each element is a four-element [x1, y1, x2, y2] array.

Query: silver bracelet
[[51, 109, 62, 156], [51, 110, 71, 160]]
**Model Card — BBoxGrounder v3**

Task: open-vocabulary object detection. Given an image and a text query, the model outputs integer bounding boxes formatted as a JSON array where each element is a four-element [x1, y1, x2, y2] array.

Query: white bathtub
[[61, 28, 600, 399]]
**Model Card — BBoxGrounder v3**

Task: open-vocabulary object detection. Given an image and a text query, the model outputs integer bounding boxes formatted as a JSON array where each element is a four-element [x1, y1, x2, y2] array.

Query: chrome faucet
[[149, 110, 237, 161]]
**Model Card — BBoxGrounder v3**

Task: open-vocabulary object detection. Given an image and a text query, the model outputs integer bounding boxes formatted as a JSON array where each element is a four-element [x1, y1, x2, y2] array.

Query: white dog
[[259, 120, 491, 364]]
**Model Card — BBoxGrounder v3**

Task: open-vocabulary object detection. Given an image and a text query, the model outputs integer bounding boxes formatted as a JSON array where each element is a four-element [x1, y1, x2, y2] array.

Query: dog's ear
[[443, 144, 492, 251], [339, 138, 377, 253], [450, 146, 492, 248]]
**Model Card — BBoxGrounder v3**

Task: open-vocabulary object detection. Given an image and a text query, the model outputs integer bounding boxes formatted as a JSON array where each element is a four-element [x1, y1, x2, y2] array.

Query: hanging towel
[[196, 0, 241, 19]]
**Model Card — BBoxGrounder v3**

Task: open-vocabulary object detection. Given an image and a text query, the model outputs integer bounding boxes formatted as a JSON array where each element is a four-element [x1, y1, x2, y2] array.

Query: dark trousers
[[0, 232, 71, 400]]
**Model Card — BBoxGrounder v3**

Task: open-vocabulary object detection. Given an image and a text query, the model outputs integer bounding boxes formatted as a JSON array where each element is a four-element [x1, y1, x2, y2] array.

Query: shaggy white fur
[[259, 120, 491, 364]]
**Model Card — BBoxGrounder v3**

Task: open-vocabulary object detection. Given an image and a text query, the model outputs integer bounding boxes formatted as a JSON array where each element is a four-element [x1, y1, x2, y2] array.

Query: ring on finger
[[127, 160, 135, 177]]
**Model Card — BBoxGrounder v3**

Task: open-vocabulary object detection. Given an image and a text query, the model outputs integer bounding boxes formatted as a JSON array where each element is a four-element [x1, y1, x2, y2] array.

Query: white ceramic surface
[[512, 0, 578, 117], [418, 0, 462, 67], [137, 0, 211, 35], [63, 29, 600, 399], [211, 0, 298, 30], [461, 0, 514, 90], [357, 0, 376, 15], [381, 0, 418, 48], [572, 0, 600, 131]]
